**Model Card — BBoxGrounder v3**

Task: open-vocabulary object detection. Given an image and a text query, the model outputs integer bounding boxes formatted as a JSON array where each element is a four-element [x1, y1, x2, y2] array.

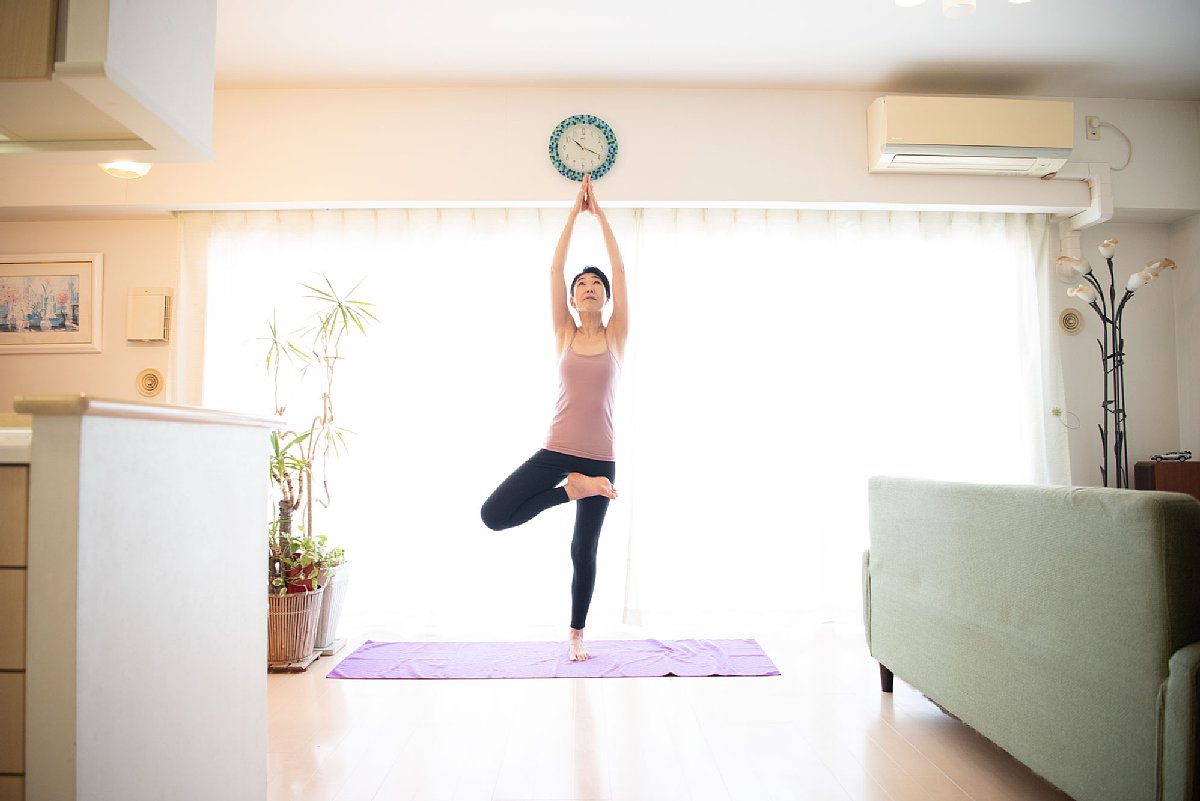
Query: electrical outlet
[[1086, 116, 1101, 141]]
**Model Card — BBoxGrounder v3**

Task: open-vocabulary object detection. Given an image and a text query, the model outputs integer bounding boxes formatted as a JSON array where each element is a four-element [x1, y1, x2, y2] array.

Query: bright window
[[193, 207, 1061, 632]]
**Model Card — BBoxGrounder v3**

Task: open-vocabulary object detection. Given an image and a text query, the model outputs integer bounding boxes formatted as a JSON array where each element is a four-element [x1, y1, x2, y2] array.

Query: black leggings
[[480, 449, 616, 630]]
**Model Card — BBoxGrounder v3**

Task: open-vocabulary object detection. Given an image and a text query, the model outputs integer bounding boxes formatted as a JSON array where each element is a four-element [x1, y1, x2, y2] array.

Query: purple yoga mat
[[327, 638, 780, 679]]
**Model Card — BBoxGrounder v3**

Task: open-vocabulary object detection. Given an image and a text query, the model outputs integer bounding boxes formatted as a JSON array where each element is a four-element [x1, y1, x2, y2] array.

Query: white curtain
[[623, 209, 1066, 627], [184, 207, 1064, 634]]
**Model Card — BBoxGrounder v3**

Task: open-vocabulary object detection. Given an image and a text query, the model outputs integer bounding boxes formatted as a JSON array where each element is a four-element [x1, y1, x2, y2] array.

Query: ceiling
[[215, 0, 1200, 100]]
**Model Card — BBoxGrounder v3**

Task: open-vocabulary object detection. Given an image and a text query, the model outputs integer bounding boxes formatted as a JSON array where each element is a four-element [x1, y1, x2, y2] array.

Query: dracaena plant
[[264, 276, 377, 593]]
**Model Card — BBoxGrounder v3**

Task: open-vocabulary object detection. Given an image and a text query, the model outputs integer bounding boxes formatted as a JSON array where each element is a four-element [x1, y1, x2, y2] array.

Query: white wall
[[1064, 98, 1200, 218], [1170, 212, 1200, 455], [0, 90, 1194, 215], [0, 220, 178, 412], [1058, 223, 1181, 485], [0, 88, 1133, 213], [0, 88, 1197, 482]]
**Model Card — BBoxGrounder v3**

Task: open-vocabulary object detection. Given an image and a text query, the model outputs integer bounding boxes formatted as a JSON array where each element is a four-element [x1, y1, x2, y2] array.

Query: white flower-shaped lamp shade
[[1099, 238, 1119, 259], [1146, 258, 1177, 276], [1126, 271, 1152, 292], [1068, 284, 1098, 304], [1055, 256, 1092, 284]]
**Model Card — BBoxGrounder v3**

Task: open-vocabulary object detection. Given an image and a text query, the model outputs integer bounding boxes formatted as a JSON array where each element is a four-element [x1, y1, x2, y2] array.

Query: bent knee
[[480, 504, 509, 532]]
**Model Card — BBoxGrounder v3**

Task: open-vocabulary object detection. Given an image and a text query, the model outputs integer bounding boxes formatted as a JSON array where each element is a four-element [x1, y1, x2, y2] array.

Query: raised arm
[[551, 182, 588, 350], [585, 179, 628, 362]]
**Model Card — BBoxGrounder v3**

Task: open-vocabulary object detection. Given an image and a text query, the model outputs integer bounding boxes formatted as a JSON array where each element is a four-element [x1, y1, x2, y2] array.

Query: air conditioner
[[867, 96, 1073, 177]]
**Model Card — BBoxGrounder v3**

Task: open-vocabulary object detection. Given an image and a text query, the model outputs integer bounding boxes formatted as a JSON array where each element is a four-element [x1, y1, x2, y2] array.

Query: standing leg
[[569, 495, 611, 629], [567, 459, 616, 661]]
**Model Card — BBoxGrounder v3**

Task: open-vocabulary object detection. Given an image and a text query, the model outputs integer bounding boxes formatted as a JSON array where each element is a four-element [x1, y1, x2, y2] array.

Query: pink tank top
[[544, 337, 620, 461]]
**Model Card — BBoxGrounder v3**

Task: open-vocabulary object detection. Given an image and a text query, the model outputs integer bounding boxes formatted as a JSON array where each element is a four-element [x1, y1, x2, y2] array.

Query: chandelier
[[895, 0, 1031, 19]]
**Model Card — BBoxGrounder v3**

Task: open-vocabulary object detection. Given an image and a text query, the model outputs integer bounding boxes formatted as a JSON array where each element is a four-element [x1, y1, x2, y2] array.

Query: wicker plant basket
[[267, 586, 325, 664], [315, 563, 351, 650]]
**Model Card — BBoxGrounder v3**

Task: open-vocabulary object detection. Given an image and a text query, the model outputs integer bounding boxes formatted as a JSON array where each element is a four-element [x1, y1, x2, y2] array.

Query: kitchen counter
[[0, 427, 31, 464]]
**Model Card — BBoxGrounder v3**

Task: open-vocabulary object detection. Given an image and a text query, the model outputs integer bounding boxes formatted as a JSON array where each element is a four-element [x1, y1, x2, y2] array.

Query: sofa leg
[[879, 663, 894, 693]]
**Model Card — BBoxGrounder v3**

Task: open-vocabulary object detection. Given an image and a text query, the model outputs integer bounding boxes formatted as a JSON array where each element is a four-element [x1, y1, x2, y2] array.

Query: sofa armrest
[[1162, 642, 1200, 801], [862, 549, 871, 653]]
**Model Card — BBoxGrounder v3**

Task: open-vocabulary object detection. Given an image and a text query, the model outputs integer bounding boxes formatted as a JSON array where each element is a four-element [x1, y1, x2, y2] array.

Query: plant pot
[[267, 586, 325, 664], [282, 553, 321, 592], [315, 562, 351, 650]]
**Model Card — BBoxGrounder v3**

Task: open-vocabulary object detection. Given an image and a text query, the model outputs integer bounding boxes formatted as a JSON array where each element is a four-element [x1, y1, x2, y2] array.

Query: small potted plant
[[313, 542, 348, 654], [268, 522, 333, 593], [264, 276, 376, 668]]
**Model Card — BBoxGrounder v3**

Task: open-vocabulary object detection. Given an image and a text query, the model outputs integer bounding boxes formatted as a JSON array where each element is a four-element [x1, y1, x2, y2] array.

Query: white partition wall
[[15, 395, 275, 801]]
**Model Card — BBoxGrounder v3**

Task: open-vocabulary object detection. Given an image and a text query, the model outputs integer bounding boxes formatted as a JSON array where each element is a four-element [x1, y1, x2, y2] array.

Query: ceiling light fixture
[[98, 161, 152, 179], [895, 0, 1030, 16]]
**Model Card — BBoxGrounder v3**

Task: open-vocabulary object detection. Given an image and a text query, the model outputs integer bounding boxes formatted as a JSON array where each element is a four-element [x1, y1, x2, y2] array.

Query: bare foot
[[568, 628, 590, 661], [564, 472, 618, 501]]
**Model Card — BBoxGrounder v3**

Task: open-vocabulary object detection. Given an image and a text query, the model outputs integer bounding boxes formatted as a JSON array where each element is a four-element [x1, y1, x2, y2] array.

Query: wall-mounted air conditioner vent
[[867, 96, 1074, 177]]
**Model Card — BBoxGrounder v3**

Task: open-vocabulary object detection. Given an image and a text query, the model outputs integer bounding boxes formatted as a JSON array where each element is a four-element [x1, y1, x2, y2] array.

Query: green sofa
[[863, 475, 1200, 801]]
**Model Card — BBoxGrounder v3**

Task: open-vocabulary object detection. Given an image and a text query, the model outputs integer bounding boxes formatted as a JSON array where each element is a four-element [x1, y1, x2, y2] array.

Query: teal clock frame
[[548, 114, 618, 181]]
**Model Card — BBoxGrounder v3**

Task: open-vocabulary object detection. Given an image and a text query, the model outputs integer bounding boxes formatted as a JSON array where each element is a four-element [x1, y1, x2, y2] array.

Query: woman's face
[[571, 274, 607, 312]]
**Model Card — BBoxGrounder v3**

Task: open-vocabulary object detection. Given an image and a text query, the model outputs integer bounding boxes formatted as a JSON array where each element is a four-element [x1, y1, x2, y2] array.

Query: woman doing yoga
[[480, 175, 628, 662]]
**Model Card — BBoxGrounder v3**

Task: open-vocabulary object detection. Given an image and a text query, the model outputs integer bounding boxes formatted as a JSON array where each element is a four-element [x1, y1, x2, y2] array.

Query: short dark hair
[[571, 266, 611, 299]]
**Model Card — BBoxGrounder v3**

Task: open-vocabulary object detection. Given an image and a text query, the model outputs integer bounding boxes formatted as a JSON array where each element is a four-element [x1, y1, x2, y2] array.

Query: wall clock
[[548, 114, 618, 181]]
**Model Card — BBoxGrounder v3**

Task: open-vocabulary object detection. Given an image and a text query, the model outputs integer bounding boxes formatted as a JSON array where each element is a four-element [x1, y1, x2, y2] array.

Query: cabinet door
[[0, 776, 23, 801], [1153, 461, 1200, 501], [0, 570, 25, 670], [0, 672, 23, 773], [0, 466, 29, 567], [0, 0, 56, 79]]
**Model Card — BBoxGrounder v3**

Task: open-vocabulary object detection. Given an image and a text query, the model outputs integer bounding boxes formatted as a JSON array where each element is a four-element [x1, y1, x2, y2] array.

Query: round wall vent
[[1058, 308, 1084, 335], [136, 368, 165, 398]]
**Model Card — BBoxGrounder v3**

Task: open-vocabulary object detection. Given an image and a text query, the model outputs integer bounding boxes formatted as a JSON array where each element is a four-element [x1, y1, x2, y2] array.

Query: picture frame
[[0, 253, 103, 353]]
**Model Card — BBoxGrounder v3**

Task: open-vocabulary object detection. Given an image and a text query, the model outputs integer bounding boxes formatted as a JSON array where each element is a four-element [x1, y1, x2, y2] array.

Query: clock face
[[549, 115, 618, 181], [558, 124, 608, 173]]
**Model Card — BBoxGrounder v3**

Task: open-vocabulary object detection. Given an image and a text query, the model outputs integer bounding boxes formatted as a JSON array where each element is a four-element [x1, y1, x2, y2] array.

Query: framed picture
[[0, 253, 103, 353]]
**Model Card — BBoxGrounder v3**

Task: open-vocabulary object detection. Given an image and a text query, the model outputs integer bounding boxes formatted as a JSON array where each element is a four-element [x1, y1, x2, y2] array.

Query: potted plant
[[264, 276, 376, 668], [313, 542, 349, 654]]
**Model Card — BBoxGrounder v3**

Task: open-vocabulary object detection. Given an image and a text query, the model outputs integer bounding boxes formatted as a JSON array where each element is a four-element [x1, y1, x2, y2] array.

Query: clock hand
[[573, 140, 601, 157], [565, 136, 594, 156]]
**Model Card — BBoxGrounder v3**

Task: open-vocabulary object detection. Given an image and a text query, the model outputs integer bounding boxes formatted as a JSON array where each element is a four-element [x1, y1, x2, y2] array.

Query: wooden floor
[[267, 620, 1073, 801]]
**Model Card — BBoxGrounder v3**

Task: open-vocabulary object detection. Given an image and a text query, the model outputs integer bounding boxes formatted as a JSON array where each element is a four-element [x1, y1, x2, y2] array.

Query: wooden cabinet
[[0, 673, 24, 773], [0, 0, 56, 79], [1133, 460, 1200, 502], [0, 466, 28, 566], [0, 463, 29, 796], [0, 776, 23, 801], [0, 571, 25, 670]]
